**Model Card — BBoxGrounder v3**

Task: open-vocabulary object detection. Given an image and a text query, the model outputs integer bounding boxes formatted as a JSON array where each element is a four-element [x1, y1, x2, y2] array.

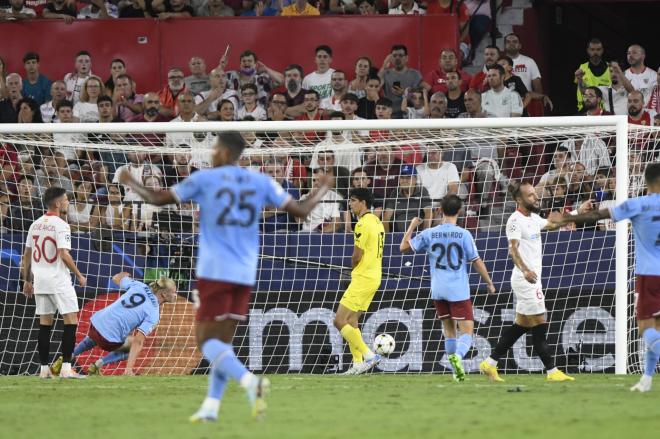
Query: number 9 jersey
[[409, 223, 479, 301], [172, 166, 291, 286], [91, 277, 160, 344]]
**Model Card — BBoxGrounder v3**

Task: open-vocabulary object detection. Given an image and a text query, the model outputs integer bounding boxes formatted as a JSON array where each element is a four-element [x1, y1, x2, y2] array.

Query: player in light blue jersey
[[119, 132, 331, 422], [400, 195, 495, 381], [552, 162, 660, 392], [51, 272, 177, 376]]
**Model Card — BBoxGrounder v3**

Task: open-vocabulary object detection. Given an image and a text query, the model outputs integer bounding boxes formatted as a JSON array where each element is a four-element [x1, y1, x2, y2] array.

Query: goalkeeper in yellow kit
[[333, 188, 385, 375]]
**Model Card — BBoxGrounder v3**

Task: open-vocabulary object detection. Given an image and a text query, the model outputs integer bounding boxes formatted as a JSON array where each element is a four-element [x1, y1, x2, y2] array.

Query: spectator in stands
[[21, 52, 51, 106], [379, 44, 423, 116], [74, 76, 105, 123], [0, 57, 7, 99], [241, 0, 279, 16], [36, 153, 74, 197], [0, 73, 23, 123], [580, 86, 609, 116], [469, 45, 500, 93], [416, 144, 459, 205], [343, 168, 378, 233], [373, 97, 392, 120], [225, 50, 281, 106], [565, 161, 593, 205], [444, 71, 466, 118], [315, 149, 350, 198], [3, 175, 40, 231], [312, 111, 362, 171], [261, 161, 300, 233], [163, 153, 192, 187], [357, 75, 381, 119], [389, 0, 423, 14], [158, 68, 187, 118], [628, 90, 654, 126], [428, 91, 447, 119], [172, 90, 204, 123], [195, 68, 238, 120], [0, 0, 36, 19], [43, 0, 76, 23], [101, 183, 130, 231], [217, 99, 236, 121], [329, 0, 356, 14], [458, 89, 488, 118], [536, 145, 572, 191], [357, 0, 377, 14], [503, 33, 545, 101], [625, 44, 657, 104], [401, 87, 429, 119], [575, 38, 611, 112], [40, 80, 67, 123], [131, 92, 169, 122], [441, 135, 474, 197], [297, 89, 323, 122], [119, 0, 149, 17], [363, 144, 402, 207], [52, 100, 88, 162], [500, 55, 552, 113], [281, 0, 320, 15], [196, 0, 235, 16], [348, 57, 373, 99], [17, 97, 43, 123], [383, 164, 432, 232], [481, 64, 523, 118], [104, 59, 125, 97], [299, 168, 343, 233], [281, 64, 307, 117], [646, 67, 660, 114], [320, 70, 348, 111], [560, 135, 610, 176], [424, 48, 471, 95], [113, 152, 163, 204], [464, 0, 491, 57], [77, 0, 118, 18], [150, 0, 194, 18], [67, 180, 100, 233], [185, 57, 210, 94], [63, 51, 93, 104], [266, 92, 290, 121], [539, 174, 571, 219], [96, 95, 121, 124], [600, 61, 631, 116], [303, 46, 335, 99], [237, 83, 267, 120], [113, 74, 144, 122]]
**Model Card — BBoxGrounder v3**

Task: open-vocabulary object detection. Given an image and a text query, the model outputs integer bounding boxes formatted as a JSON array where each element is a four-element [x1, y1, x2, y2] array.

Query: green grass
[[1, 374, 659, 438]]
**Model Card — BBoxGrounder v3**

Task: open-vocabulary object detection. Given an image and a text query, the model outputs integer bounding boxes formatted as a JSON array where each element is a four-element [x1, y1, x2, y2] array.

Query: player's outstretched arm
[[118, 169, 177, 206], [549, 208, 611, 227], [20, 247, 33, 298], [124, 331, 146, 376], [470, 257, 496, 294], [400, 217, 423, 253], [59, 249, 87, 287], [112, 272, 131, 287], [283, 174, 331, 219]]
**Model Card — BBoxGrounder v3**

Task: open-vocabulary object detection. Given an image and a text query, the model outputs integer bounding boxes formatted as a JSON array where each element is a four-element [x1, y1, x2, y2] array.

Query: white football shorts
[[34, 286, 79, 316], [511, 276, 546, 316]]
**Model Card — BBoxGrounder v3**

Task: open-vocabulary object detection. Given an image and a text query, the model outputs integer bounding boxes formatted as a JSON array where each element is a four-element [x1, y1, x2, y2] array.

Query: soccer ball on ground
[[373, 334, 395, 356]]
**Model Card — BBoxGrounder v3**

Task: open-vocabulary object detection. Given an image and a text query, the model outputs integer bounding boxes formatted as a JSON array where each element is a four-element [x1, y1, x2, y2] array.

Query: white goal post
[[0, 116, 645, 376]]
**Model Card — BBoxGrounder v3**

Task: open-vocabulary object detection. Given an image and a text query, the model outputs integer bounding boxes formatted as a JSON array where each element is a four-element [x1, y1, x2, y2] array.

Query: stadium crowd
[[0, 3, 659, 238]]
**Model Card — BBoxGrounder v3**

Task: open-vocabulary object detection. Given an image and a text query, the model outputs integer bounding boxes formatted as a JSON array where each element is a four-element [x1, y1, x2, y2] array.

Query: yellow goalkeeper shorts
[[339, 279, 381, 312]]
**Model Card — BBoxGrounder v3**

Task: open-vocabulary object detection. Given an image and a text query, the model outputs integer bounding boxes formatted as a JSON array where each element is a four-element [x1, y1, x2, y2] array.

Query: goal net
[[0, 117, 651, 376]]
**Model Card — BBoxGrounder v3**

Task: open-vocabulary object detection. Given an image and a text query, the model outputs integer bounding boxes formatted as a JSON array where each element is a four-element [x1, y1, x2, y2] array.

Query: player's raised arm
[[399, 217, 424, 253], [282, 173, 332, 218], [118, 169, 177, 206], [550, 207, 611, 227], [112, 272, 131, 287]]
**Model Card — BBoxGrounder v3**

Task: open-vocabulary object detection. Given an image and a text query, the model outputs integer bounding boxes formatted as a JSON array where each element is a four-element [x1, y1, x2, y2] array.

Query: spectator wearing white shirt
[[388, 0, 424, 14], [302, 45, 335, 100], [599, 61, 630, 116], [503, 33, 543, 95], [415, 145, 459, 205], [320, 70, 348, 112], [560, 135, 611, 175], [63, 51, 92, 104], [53, 100, 87, 161], [40, 80, 67, 123], [299, 168, 343, 233], [311, 111, 362, 172], [237, 83, 266, 120], [73, 75, 104, 122], [625, 44, 657, 104], [481, 64, 523, 117], [195, 68, 238, 120]]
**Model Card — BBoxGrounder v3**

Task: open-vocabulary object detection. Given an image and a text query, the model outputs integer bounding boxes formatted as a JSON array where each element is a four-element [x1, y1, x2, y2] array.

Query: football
[[373, 333, 396, 356]]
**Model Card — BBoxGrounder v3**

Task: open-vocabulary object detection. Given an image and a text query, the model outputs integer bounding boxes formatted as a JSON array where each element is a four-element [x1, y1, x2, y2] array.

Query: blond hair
[[149, 277, 177, 294], [79, 75, 104, 103]]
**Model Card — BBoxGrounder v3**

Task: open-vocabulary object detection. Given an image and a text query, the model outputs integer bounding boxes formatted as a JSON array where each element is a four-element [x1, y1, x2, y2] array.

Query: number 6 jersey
[[91, 277, 160, 343], [25, 213, 74, 295]]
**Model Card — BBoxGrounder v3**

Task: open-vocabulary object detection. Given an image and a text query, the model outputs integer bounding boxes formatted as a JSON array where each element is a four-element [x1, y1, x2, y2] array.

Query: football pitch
[[1, 374, 658, 439]]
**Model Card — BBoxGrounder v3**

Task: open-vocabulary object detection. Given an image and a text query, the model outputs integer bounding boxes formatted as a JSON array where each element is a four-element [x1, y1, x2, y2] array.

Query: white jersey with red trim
[[25, 213, 74, 295]]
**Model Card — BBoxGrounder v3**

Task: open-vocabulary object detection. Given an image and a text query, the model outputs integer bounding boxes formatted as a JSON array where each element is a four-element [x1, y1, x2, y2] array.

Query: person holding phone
[[378, 44, 425, 118]]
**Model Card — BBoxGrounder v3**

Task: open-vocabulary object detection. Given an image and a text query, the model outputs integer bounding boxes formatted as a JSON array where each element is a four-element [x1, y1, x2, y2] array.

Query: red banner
[[0, 15, 457, 94]]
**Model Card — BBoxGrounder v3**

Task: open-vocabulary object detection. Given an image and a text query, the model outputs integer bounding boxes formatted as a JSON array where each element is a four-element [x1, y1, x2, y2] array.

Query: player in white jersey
[[20, 187, 87, 379], [479, 182, 574, 382]]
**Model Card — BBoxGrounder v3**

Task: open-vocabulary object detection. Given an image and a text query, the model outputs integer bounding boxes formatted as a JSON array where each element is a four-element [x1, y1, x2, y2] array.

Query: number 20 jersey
[[172, 165, 291, 286], [91, 277, 160, 343], [410, 223, 479, 301], [25, 213, 74, 295]]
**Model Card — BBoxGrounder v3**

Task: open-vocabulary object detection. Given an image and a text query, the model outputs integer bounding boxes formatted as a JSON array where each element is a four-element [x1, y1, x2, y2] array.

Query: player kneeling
[[51, 272, 177, 376]]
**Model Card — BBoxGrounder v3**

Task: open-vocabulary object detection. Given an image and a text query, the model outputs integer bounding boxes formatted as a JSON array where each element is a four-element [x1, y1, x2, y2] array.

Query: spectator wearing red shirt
[[158, 68, 189, 119], [469, 45, 500, 93], [424, 49, 471, 95], [295, 89, 324, 143]]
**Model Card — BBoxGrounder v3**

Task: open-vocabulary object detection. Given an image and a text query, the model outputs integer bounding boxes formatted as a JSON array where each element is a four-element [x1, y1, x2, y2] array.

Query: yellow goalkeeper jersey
[[352, 212, 384, 282]]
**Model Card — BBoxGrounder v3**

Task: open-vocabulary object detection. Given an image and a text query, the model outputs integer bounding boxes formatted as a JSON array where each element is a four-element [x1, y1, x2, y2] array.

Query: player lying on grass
[[400, 195, 496, 382], [550, 162, 660, 392], [51, 272, 177, 376]]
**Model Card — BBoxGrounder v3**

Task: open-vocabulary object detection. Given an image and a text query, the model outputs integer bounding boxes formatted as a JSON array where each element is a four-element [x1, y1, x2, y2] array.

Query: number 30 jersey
[[410, 223, 479, 301], [172, 165, 291, 286], [91, 277, 160, 343], [25, 213, 73, 295]]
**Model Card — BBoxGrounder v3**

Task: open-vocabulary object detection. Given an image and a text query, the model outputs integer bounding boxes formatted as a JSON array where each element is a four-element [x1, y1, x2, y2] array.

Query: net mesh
[[0, 120, 654, 375]]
